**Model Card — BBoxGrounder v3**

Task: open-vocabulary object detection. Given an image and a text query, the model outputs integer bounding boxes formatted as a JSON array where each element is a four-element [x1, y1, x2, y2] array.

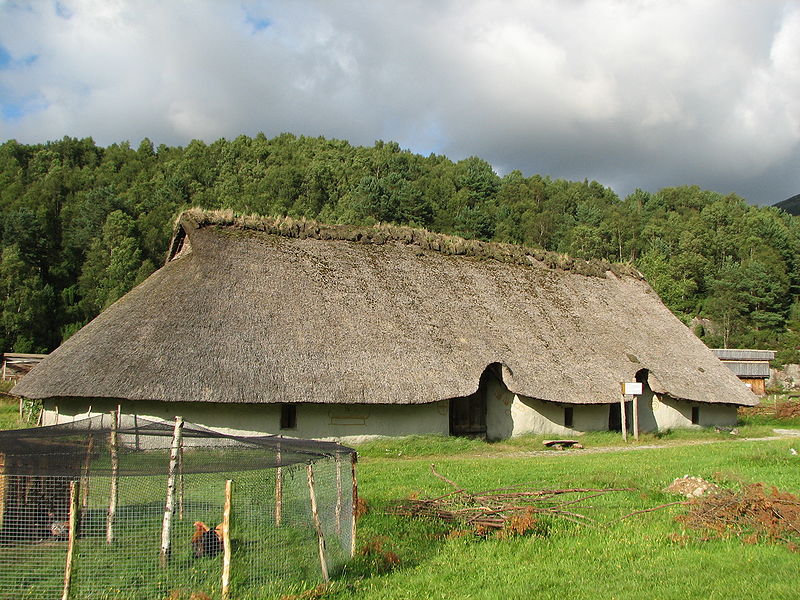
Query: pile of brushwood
[[676, 483, 800, 551], [386, 465, 648, 538], [389, 466, 800, 550], [740, 396, 800, 419]]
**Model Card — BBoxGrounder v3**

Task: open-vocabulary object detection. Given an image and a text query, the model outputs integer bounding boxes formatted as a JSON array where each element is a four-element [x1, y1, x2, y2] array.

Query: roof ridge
[[177, 208, 643, 279]]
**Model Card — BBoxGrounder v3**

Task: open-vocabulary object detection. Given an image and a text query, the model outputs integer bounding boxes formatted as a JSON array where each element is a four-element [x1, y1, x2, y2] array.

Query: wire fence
[[0, 416, 356, 600]]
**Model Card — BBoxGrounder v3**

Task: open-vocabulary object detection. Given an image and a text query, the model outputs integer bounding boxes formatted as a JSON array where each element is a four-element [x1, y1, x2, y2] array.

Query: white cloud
[[0, 0, 798, 204]]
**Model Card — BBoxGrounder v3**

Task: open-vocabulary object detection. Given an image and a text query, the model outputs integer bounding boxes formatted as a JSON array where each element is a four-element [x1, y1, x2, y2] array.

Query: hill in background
[[775, 194, 800, 216]]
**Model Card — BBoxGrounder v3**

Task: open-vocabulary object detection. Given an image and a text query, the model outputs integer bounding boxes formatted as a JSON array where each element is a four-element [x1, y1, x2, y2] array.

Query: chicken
[[191, 521, 223, 558]]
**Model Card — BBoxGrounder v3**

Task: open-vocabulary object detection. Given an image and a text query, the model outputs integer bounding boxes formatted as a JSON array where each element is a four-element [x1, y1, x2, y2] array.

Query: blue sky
[[1, 0, 799, 205]]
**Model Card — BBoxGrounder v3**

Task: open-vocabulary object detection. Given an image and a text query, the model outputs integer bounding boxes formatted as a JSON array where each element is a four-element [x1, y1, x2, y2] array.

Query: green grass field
[[1, 397, 799, 599]]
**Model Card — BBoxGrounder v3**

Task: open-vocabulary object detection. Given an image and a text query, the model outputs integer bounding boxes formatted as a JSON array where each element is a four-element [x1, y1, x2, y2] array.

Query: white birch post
[[62, 481, 79, 600], [350, 453, 358, 558], [335, 453, 342, 536], [306, 463, 329, 582], [620, 395, 627, 442], [632, 394, 640, 441], [275, 440, 283, 526], [221, 479, 233, 600], [160, 416, 184, 568], [106, 407, 120, 544]]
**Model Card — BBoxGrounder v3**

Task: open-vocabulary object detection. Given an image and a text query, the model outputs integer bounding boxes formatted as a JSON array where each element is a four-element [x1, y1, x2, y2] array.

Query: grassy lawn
[[0, 397, 798, 599], [330, 435, 800, 600]]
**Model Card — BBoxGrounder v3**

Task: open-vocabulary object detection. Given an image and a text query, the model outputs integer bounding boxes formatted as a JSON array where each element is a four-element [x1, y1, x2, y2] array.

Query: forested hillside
[[0, 134, 798, 364]]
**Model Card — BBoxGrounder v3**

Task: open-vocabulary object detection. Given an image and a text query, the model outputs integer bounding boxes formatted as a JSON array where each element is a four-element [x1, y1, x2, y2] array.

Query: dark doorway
[[449, 366, 502, 437], [450, 391, 486, 436], [609, 402, 621, 432]]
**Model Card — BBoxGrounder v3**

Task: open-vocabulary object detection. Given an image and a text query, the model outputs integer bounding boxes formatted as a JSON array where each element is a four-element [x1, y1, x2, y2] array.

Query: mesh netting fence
[[0, 415, 356, 600]]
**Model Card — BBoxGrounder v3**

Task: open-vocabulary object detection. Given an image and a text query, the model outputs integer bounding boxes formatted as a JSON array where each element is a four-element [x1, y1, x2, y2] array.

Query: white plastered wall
[[650, 395, 737, 430], [485, 376, 610, 438], [41, 398, 450, 444]]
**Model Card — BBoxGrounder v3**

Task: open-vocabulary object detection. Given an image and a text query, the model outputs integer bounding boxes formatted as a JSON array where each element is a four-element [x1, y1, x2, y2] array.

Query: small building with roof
[[711, 349, 775, 395], [13, 209, 757, 442]]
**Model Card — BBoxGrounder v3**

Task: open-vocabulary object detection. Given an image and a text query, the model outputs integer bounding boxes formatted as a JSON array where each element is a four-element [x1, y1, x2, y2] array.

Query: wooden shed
[[712, 349, 775, 395]]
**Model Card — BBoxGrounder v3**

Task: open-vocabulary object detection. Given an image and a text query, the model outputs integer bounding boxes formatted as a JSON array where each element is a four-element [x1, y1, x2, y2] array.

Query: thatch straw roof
[[14, 209, 756, 407]]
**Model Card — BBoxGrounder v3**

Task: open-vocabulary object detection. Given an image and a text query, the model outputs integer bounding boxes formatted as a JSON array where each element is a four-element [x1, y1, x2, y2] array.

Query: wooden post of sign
[[620, 395, 627, 442], [335, 453, 342, 536], [54, 405, 59, 425], [62, 481, 79, 600], [221, 479, 232, 600], [350, 453, 358, 558], [275, 440, 283, 526], [306, 463, 329, 582], [106, 407, 120, 544], [160, 416, 184, 568], [632, 394, 640, 441]]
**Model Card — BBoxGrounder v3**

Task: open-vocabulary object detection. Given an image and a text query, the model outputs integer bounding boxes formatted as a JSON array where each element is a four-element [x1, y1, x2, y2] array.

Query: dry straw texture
[[14, 209, 756, 407]]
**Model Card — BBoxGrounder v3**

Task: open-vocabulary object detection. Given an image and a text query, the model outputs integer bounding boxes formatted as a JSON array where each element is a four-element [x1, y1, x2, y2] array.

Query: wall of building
[[42, 398, 450, 443], [42, 391, 740, 441]]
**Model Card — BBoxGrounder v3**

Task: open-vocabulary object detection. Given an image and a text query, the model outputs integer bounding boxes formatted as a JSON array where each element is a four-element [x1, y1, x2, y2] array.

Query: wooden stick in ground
[[632, 394, 640, 441], [160, 416, 184, 568], [62, 480, 79, 600], [306, 463, 329, 582], [275, 439, 283, 526], [80, 425, 94, 510], [335, 453, 342, 536], [350, 452, 358, 558], [178, 435, 185, 521], [620, 395, 627, 442], [106, 408, 119, 544], [221, 479, 232, 600]]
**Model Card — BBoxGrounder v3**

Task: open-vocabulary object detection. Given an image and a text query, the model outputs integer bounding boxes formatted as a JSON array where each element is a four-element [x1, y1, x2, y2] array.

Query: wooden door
[[449, 392, 486, 436]]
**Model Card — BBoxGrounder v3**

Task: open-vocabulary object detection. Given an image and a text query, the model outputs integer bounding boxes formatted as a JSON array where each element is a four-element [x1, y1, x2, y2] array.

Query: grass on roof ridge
[[178, 207, 642, 279]]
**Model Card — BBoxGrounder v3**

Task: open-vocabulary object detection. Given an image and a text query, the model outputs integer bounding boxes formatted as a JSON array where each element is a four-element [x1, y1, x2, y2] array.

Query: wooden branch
[[106, 408, 119, 544], [606, 500, 689, 524], [160, 416, 184, 568], [430, 464, 462, 491], [221, 479, 232, 600], [62, 481, 79, 600], [307, 463, 329, 582]]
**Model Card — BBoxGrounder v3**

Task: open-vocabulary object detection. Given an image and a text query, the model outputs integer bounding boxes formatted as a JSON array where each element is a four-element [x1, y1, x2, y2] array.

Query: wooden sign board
[[621, 382, 643, 396]]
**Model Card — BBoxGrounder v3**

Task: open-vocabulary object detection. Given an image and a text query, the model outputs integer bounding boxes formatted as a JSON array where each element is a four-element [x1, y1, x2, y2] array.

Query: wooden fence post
[[632, 394, 640, 441], [62, 480, 80, 600], [335, 453, 342, 536], [275, 440, 283, 526], [351, 452, 358, 558], [221, 479, 233, 600], [160, 416, 184, 568], [306, 463, 329, 582], [106, 407, 120, 543]]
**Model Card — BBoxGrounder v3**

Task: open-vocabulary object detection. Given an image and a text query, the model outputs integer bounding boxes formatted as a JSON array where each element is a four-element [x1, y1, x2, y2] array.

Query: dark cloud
[[0, 0, 798, 204]]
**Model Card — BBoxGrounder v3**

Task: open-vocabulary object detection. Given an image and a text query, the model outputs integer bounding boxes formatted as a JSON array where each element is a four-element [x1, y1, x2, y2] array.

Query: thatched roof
[[14, 209, 757, 407]]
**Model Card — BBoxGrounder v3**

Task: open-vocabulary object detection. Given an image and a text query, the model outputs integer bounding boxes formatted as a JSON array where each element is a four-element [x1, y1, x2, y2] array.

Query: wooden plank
[[62, 481, 79, 600], [306, 463, 329, 582], [221, 479, 232, 600], [160, 416, 184, 568]]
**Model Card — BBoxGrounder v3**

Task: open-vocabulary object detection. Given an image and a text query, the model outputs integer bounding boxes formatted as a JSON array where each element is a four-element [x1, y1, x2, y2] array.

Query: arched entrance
[[449, 364, 503, 437]]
